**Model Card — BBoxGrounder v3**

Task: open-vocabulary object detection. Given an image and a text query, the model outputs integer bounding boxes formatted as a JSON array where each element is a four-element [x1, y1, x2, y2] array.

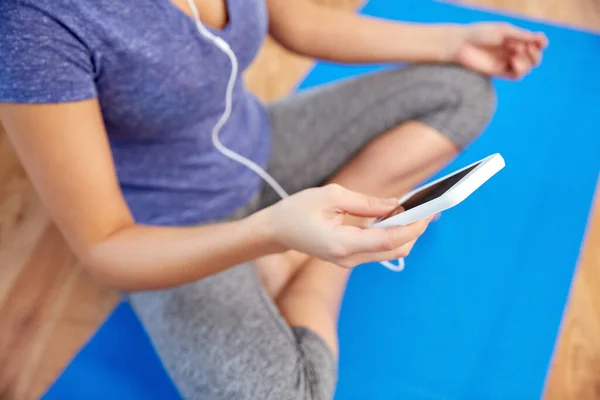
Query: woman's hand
[[260, 184, 432, 269], [448, 23, 548, 79]]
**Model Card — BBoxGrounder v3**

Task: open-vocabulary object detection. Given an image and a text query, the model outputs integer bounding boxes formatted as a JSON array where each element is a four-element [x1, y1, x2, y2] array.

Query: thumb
[[459, 46, 510, 77], [333, 187, 398, 217]]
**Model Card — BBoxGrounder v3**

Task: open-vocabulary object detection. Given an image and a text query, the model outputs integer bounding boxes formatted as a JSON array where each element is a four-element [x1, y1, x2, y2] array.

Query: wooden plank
[[457, 0, 600, 31], [0, 126, 49, 305], [0, 184, 48, 306], [0, 225, 78, 400], [28, 267, 119, 399], [544, 183, 600, 400]]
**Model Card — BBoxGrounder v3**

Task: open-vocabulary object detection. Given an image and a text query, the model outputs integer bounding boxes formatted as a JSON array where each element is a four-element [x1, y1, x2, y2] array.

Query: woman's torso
[[4, 0, 271, 225]]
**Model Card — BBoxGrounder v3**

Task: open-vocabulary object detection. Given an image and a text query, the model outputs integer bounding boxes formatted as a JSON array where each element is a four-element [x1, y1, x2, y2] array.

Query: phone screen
[[375, 163, 480, 222]]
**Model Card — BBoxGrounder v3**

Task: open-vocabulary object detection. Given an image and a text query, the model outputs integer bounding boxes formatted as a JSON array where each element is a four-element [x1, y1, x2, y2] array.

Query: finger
[[506, 40, 535, 67], [520, 42, 536, 66], [385, 218, 431, 247], [509, 55, 530, 79], [535, 32, 549, 49], [336, 226, 392, 255], [459, 46, 511, 77], [343, 214, 375, 229], [346, 205, 405, 229], [512, 41, 536, 70], [527, 43, 542, 66], [336, 217, 429, 256], [506, 39, 527, 56], [330, 185, 398, 217], [498, 24, 547, 52], [349, 239, 418, 266], [501, 23, 538, 43]]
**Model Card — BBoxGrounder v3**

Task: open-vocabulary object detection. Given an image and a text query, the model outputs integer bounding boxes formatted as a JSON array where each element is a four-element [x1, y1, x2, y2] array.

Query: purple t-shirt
[[0, 0, 271, 225]]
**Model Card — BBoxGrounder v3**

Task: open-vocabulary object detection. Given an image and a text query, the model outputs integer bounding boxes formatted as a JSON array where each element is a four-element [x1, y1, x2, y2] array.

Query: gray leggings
[[130, 65, 496, 400]]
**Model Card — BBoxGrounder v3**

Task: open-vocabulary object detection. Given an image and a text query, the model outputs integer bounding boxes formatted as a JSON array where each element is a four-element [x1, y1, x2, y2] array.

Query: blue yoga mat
[[45, 1, 600, 399]]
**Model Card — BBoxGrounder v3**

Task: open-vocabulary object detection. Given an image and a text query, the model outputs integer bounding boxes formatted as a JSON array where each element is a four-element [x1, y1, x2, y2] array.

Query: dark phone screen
[[376, 163, 479, 222]]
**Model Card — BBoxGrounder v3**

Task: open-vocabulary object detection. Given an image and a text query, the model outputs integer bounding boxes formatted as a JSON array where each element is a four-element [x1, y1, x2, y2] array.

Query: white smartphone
[[371, 153, 505, 229]]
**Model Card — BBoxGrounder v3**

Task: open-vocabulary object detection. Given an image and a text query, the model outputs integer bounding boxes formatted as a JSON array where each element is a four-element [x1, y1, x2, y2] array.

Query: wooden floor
[[0, 0, 599, 399]]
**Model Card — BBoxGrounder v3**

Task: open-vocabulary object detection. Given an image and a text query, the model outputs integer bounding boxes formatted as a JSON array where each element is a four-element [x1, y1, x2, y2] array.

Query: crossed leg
[[256, 64, 497, 357]]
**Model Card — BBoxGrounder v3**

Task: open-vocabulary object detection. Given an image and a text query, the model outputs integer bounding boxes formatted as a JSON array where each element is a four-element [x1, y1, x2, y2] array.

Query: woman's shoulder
[[1, 0, 62, 16], [0, 0, 98, 104], [0, 0, 77, 31], [0, 0, 91, 49], [0, 0, 96, 35]]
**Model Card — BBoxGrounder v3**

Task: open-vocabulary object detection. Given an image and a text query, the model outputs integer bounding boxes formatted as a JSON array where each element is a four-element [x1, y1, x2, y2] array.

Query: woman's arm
[[0, 100, 283, 291], [0, 100, 429, 292], [267, 0, 547, 78], [267, 0, 457, 64]]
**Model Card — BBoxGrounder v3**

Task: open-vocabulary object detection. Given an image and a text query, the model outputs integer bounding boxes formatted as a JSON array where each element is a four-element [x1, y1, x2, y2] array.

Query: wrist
[[385, 22, 466, 64], [429, 24, 467, 63], [244, 208, 287, 255], [394, 23, 466, 64]]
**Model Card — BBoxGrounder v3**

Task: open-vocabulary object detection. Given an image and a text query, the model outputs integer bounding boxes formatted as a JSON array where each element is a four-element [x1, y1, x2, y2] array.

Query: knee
[[223, 327, 336, 400], [448, 66, 497, 147], [410, 64, 497, 149], [291, 327, 338, 400], [247, 327, 336, 400]]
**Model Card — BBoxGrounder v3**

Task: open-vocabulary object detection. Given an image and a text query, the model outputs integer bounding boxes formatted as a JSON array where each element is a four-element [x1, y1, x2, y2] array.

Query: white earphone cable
[[186, 0, 289, 199], [186, 0, 402, 271]]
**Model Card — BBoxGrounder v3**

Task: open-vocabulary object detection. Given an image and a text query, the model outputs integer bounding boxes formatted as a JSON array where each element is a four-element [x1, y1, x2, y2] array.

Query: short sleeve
[[0, 2, 97, 103]]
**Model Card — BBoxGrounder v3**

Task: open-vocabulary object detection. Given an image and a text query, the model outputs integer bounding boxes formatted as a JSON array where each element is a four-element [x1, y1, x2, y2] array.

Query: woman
[[0, 0, 546, 398]]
